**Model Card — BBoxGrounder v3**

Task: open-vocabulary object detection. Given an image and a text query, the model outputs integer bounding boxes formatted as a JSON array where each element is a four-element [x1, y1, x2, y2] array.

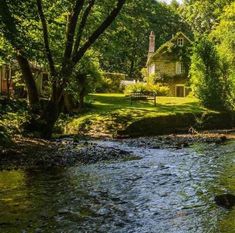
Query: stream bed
[[0, 139, 235, 233]]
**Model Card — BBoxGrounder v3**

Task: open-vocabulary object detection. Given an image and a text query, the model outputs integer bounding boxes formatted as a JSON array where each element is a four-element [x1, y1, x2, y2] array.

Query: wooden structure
[[130, 92, 157, 106], [0, 64, 14, 96], [0, 63, 49, 97]]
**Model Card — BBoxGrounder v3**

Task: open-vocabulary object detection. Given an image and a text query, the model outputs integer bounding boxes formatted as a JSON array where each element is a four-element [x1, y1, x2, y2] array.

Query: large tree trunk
[[16, 55, 40, 109], [63, 92, 76, 113], [23, 86, 62, 139], [39, 100, 61, 138]]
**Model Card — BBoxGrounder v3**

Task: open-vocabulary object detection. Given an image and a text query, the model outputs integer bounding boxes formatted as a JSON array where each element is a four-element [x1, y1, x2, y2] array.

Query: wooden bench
[[130, 91, 157, 106]]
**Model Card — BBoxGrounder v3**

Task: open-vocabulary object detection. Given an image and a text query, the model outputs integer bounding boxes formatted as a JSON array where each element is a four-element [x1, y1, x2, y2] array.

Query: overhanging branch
[[63, 0, 85, 64], [36, 0, 56, 77], [72, 0, 126, 64], [73, 0, 96, 55]]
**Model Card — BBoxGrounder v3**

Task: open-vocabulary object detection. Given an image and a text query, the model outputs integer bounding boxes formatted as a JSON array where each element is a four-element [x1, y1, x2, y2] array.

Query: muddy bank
[[0, 136, 135, 170], [118, 112, 235, 137]]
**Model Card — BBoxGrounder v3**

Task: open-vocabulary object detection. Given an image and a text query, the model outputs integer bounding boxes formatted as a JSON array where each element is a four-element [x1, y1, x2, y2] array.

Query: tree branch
[[73, 0, 96, 55], [0, 0, 40, 106], [72, 0, 126, 64], [63, 0, 85, 64], [36, 0, 56, 77]]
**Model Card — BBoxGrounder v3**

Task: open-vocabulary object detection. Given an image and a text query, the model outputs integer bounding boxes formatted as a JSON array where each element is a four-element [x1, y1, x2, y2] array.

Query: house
[[0, 62, 49, 97], [146, 31, 192, 97]]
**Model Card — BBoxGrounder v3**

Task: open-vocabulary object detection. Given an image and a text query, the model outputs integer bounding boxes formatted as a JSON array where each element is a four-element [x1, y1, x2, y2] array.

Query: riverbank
[[59, 94, 235, 138], [0, 135, 137, 170], [60, 94, 208, 138], [1, 95, 235, 170], [0, 131, 234, 170]]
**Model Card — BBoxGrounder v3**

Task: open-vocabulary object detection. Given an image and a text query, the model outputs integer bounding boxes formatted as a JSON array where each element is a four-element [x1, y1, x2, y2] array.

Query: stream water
[[0, 139, 235, 233]]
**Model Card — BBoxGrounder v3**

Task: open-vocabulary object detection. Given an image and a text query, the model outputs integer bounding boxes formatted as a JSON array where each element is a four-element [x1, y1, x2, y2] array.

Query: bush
[[0, 124, 12, 146], [0, 98, 28, 139], [124, 83, 169, 96], [96, 73, 126, 93], [190, 38, 231, 110], [64, 50, 103, 110]]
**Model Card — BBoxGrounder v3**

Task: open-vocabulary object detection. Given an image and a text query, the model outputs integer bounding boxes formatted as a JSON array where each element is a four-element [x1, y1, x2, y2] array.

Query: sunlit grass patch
[[62, 93, 210, 137]]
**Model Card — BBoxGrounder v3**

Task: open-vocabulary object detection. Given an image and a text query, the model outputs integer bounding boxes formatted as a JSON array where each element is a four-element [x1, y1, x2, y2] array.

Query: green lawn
[[90, 93, 205, 114], [63, 93, 210, 137]]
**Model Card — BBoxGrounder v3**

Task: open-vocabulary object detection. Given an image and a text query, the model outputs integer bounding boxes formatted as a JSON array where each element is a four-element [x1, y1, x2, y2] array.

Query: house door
[[176, 86, 185, 97]]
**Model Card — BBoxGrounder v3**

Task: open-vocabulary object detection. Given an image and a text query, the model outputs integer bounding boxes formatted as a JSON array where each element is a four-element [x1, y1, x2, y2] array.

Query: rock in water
[[214, 194, 235, 209]]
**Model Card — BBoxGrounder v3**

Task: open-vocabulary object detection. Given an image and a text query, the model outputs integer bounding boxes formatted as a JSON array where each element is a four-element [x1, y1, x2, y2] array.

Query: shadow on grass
[[90, 94, 205, 116]]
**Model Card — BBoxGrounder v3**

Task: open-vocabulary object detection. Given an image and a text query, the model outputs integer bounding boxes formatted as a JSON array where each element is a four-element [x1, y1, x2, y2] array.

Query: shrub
[[96, 73, 126, 93], [0, 123, 12, 146], [190, 38, 231, 110], [124, 83, 169, 96]]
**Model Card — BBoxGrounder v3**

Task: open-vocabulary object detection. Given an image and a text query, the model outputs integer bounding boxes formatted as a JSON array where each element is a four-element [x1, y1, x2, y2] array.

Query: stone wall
[[155, 60, 176, 77]]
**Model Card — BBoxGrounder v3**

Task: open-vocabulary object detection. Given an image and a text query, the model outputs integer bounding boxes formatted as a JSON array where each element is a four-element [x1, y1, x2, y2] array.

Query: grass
[[62, 93, 210, 137], [90, 93, 205, 114]]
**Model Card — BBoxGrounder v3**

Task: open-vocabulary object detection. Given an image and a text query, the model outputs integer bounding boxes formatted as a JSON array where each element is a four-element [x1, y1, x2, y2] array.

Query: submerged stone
[[214, 194, 235, 209]]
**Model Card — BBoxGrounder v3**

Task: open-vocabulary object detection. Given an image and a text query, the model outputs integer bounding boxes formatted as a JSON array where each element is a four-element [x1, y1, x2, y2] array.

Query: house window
[[149, 64, 155, 75], [177, 38, 184, 47], [176, 62, 185, 74]]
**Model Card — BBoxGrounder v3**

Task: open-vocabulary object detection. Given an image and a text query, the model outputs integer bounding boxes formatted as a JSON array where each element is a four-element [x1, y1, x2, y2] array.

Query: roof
[[147, 32, 192, 65]]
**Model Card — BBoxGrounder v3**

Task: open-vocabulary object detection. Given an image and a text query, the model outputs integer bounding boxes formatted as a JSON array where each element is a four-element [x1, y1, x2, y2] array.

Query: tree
[[0, 1, 40, 108], [210, 2, 235, 68], [0, 0, 126, 138], [190, 38, 229, 110], [169, 0, 180, 10], [66, 50, 103, 110], [210, 2, 235, 108], [95, 0, 191, 79], [180, 0, 233, 35]]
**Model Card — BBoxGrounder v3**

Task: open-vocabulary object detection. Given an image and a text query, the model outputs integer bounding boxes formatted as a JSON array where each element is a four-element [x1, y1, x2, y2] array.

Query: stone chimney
[[148, 31, 155, 54]]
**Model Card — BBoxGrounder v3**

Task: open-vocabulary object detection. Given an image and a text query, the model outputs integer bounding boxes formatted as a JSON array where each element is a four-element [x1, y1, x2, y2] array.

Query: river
[[0, 139, 235, 233]]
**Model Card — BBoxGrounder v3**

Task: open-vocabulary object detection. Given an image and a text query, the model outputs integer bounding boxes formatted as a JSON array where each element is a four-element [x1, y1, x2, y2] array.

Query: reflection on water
[[0, 140, 235, 233]]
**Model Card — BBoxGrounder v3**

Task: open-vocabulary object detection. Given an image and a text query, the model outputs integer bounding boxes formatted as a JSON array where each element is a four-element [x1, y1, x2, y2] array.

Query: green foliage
[[66, 50, 103, 103], [210, 2, 235, 103], [156, 74, 188, 84], [0, 124, 12, 146], [211, 2, 235, 66], [0, 98, 28, 145], [144, 74, 159, 85], [124, 83, 169, 96], [96, 73, 126, 93], [190, 38, 230, 110], [96, 0, 191, 79], [180, 0, 233, 35]]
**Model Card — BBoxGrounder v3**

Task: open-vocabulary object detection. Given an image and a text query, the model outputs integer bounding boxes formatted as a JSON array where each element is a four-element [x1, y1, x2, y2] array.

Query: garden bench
[[130, 91, 157, 106]]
